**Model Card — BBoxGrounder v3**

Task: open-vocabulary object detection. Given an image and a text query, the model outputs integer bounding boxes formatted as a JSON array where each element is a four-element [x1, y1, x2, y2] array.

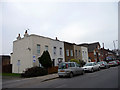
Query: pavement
[[2, 73, 59, 88]]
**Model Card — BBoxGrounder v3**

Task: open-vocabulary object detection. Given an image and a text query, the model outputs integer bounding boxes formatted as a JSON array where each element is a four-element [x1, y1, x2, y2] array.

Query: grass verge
[[1, 73, 21, 77]]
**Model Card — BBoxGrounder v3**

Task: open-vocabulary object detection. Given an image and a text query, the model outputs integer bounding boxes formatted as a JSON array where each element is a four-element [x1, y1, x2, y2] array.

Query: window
[[76, 63, 80, 67], [60, 47, 62, 56], [75, 50, 77, 57], [53, 47, 56, 55], [94, 50, 96, 55], [45, 45, 48, 51], [37, 44, 40, 54], [82, 51, 84, 57], [70, 50, 73, 56], [66, 50, 69, 56], [70, 63, 75, 67]]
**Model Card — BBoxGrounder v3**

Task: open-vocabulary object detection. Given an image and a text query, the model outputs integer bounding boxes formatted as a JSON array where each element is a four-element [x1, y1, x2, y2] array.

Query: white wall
[[81, 46, 88, 63], [11, 36, 33, 73], [30, 35, 51, 67], [50, 40, 65, 66], [31, 35, 65, 66]]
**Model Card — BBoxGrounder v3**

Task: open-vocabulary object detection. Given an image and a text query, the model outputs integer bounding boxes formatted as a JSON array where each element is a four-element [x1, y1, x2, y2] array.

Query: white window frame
[[37, 44, 40, 54], [60, 47, 62, 56], [66, 50, 69, 56], [45, 45, 48, 51], [53, 47, 57, 55]]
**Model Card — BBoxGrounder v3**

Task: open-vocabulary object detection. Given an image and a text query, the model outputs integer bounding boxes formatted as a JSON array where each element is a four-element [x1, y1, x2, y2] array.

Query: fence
[[48, 66, 58, 74], [2, 64, 12, 73]]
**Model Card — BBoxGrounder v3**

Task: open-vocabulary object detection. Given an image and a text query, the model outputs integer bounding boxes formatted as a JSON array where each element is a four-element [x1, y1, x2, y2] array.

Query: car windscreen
[[97, 62, 101, 64], [84, 63, 93, 66]]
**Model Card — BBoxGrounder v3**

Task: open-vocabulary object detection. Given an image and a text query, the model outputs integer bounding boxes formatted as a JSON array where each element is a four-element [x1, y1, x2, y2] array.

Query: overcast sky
[[1, 0, 119, 55]]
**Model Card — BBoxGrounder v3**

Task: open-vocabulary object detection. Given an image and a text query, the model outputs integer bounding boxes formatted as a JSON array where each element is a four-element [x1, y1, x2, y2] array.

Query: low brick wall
[[48, 66, 58, 74]]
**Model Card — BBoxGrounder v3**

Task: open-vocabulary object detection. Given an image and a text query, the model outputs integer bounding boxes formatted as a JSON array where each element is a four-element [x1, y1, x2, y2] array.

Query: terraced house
[[79, 42, 102, 62], [73, 44, 88, 63], [64, 42, 88, 63], [11, 31, 65, 73]]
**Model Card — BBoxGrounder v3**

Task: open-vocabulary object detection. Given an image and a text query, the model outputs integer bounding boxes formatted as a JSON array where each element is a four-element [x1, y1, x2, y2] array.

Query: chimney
[[102, 43, 104, 49], [24, 30, 29, 37], [17, 33, 21, 40], [56, 37, 58, 40]]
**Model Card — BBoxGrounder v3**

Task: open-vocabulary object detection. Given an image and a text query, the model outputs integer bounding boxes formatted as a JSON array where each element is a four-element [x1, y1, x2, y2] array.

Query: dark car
[[97, 61, 110, 69]]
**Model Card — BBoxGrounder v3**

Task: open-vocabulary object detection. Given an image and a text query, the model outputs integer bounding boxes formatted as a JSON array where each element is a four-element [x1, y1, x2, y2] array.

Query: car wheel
[[106, 66, 108, 69], [59, 75, 62, 78], [91, 68, 94, 73], [69, 72, 73, 78], [98, 67, 100, 71]]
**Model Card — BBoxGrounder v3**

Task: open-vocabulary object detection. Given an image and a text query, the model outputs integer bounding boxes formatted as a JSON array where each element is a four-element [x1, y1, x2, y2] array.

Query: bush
[[79, 60, 86, 67], [21, 66, 48, 78], [38, 51, 52, 68], [70, 59, 80, 64]]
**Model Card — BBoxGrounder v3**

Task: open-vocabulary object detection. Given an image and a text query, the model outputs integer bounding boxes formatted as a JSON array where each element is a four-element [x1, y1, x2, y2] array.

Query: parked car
[[114, 60, 120, 65], [97, 61, 110, 69], [108, 61, 118, 67], [82, 62, 100, 72], [58, 62, 84, 78]]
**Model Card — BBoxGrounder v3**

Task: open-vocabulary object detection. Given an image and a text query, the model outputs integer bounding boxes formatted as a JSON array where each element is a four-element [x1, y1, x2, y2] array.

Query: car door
[[93, 62, 98, 70], [70, 62, 77, 75], [76, 63, 82, 74]]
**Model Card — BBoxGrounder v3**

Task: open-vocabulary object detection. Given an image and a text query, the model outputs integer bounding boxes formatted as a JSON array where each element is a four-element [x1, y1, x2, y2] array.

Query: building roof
[[78, 42, 100, 52]]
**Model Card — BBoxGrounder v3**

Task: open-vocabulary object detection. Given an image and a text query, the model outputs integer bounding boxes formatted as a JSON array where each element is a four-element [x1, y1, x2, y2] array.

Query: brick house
[[101, 48, 117, 61], [64, 42, 74, 62], [79, 42, 102, 62]]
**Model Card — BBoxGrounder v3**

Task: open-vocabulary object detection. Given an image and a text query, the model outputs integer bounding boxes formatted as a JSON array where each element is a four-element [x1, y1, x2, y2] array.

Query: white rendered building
[[11, 31, 65, 73]]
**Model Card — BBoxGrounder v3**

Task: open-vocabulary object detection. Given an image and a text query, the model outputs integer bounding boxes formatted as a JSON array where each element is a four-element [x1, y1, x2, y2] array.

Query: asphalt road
[[3, 66, 119, 88]]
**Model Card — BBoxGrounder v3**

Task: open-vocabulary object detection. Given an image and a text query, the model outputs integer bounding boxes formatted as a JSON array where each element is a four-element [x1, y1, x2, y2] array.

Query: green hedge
[[21, 66, 48, 78]]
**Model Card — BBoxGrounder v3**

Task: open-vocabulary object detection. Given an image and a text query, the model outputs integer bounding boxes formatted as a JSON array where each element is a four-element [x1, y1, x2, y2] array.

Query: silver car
[[58, 62, 84, 78], [97, 61, 110, 69], [82, 62, 100, 72]]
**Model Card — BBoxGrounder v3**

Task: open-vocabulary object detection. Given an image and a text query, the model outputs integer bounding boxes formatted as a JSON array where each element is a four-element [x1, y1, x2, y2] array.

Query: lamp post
[[113, 40, 118, 50]]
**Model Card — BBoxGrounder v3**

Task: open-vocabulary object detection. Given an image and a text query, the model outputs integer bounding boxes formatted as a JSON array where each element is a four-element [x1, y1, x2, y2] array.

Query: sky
[[1, 0, 119, 55]]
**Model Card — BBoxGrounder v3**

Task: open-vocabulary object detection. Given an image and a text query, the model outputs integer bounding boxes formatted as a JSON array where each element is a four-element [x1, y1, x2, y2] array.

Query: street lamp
[[113, 40, 118, 50]]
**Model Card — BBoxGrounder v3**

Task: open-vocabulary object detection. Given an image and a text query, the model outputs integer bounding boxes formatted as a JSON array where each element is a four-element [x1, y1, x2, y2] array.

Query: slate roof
[[78, 42, 100, 52]]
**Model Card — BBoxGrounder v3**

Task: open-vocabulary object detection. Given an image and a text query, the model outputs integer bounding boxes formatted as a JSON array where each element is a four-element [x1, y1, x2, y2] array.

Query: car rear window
[[58, 62, 76, 69], [58, 63, 67, 69]]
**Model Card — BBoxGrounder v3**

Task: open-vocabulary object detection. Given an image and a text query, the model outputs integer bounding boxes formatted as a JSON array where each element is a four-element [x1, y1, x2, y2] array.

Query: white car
[[82, 62, 100, 72]]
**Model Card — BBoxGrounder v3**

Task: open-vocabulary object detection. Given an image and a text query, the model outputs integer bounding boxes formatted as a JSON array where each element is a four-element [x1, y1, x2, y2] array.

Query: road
[[2, 66, 119, 88]]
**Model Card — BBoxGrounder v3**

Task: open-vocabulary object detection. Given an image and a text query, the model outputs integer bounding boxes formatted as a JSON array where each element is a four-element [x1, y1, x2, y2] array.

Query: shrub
[[38, 51, 52, 68], [21, 66, 48, 78], [79, 60, 86, 67], [70, 59, 80, 64]]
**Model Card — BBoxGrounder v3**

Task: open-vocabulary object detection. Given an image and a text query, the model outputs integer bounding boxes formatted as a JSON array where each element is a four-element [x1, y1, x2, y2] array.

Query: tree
[[38, 51, 52, 68]]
